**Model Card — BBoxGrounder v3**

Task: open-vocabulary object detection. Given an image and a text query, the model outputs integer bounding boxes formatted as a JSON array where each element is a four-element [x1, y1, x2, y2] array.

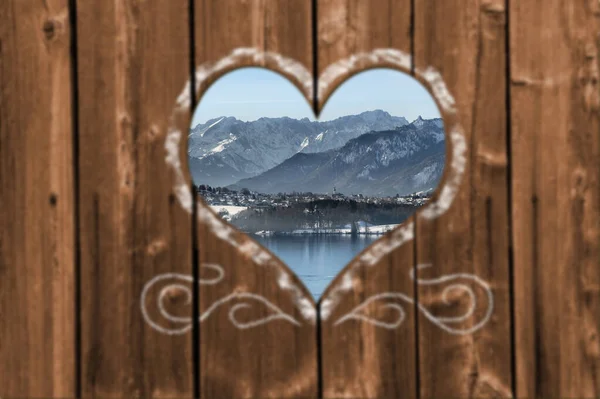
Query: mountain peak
[[410, 115, 445, 130], [355, 109, 395, 124], [363, 109, 388, 114], [360, 109, 390, 117]]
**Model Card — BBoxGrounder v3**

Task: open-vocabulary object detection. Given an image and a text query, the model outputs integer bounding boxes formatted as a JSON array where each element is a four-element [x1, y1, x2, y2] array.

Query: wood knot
[[43, 20, 57, 40], [584, 329, 600, 359], [148, 124, 160, 140], [49, 193, 58, 206], [319, 16, 347, 46], [119, 112, 132, 135], [146, 239, 167, 256], [481, 1, 505, 14], [481, 2, 506, 23], [571, 168, 588, 197]]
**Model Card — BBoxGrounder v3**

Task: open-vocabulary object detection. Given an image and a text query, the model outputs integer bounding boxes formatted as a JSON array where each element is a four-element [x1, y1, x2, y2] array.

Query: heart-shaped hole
[[189, 67, 445, 299]]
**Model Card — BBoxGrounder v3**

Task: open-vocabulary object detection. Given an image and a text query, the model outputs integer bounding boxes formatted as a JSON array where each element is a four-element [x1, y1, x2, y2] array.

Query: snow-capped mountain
[[188, 110, 408, 186], [229, 117, 445, 197]]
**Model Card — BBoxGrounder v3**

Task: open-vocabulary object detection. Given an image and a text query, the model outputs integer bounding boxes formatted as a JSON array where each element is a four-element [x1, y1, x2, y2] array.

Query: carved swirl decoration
[[141, 263, 301, 335], [334, 264, 493, 335]]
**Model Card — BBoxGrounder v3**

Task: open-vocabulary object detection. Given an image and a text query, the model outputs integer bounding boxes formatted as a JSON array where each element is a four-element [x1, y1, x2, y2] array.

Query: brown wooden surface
[[316, 0, 412, 109], [195, 1, 318, 398], [0, 0, 76, 396], [0, 0, 599, 397], [76, 0, 194, 396], [511, 0, 600, 397], [317, 1, 418, 398], [413, 0, 513, 397]]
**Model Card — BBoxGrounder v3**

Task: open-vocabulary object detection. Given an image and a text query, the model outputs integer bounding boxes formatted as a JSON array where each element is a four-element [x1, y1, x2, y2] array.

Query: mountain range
[[188, 110, 409, 187], [229, 117, 445, 196], [188, 110, 445, 196]]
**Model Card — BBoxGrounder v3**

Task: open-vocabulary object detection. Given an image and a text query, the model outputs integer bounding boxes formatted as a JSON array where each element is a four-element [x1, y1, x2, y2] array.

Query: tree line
[[229, 198, 417, 233]]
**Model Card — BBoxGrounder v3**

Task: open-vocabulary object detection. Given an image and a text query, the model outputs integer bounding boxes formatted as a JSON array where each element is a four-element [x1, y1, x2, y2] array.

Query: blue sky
[[191, 67, 441, 127]]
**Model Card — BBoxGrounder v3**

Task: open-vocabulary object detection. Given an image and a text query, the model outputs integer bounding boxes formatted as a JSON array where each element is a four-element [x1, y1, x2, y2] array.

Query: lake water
[[254, 234, 378, 299]]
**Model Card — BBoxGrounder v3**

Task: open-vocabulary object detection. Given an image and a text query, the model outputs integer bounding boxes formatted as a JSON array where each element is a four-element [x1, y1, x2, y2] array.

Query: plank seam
[[312, 0, 318, 115], [410, 2, 420, 396], [413, 216, 421, 399], [189, 0, 200, 397], [67, 0, 82, 395], [410, 0, 415, 75], [410, 2, 420, 398], [505, 0, 517, 395]]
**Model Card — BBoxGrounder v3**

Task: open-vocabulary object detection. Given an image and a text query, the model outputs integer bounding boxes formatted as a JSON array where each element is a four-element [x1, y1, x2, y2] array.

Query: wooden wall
[[0, 0, 598, 398]]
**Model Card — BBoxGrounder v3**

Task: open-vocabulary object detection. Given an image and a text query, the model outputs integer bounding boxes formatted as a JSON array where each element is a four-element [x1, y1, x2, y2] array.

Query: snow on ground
[[210, 205, 247, 216], [255, 230, 275, 236], [289, 223, 399, 235], [366, 224, 399, 233], [298, 137, 309, 151], [208, 135, 237, 155]]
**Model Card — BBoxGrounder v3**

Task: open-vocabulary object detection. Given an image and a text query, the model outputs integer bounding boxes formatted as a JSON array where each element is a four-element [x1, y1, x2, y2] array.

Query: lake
[[254, 234, 378, 299]]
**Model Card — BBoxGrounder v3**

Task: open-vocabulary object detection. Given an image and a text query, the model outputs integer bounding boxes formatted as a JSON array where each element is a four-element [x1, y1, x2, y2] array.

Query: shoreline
[[251, 224, 399, 237]]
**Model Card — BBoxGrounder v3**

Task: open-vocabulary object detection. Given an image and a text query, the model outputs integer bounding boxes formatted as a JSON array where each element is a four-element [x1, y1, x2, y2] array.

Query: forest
[[229, 198, 418, 233]]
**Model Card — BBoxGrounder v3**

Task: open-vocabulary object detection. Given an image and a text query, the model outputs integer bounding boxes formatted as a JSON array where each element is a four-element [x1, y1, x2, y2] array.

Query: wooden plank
[[510, 0, 600, 396], [194, 1, 318, 397], [0, 0, 76, 396], [316, 1, 418, 398], [317, 0, 412, 108], [195, 0, 314, 95], [76, 0, 194, 396], [413, 0, 513, 397]]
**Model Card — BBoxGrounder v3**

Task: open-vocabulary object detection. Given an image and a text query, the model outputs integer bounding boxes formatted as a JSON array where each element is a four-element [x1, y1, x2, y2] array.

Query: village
[[197, 184, 433, 214], [196, 184, 433, 235]]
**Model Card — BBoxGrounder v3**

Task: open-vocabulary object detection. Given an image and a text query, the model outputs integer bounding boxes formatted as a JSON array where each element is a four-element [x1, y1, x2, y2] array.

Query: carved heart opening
[[144, 48, 491, 341], [188, 67, 445, 299]]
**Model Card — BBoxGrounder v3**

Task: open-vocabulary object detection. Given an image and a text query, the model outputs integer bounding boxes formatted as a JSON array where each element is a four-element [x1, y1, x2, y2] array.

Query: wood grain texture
[[194, 1, 318, 397], [316, 1, 418, 398], [195, 0, 313, 95], [510, 0, 600, 397], [414, 0, 513, 397], [0, 0, 599, 397], [0, 0, 76, 396], [317, 0, 411, 109], [76, 0, 194, 396]]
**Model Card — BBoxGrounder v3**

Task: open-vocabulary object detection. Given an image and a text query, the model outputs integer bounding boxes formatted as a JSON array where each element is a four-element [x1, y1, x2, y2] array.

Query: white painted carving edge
[[165, 47, 467, 323]]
